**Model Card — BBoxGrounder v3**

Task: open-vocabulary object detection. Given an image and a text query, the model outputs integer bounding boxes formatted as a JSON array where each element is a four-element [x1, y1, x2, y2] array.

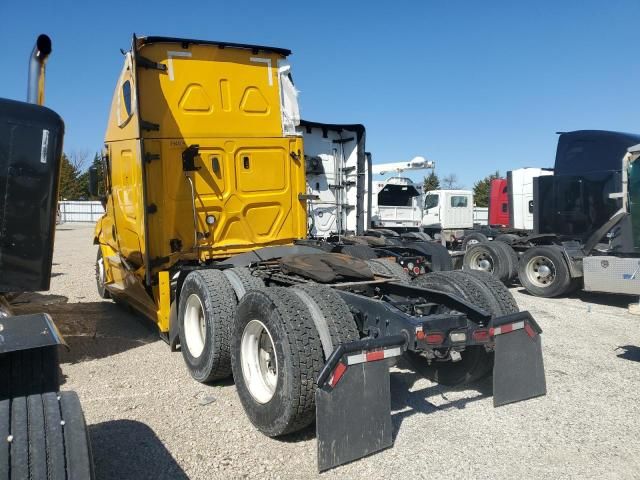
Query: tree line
[[423, 170, 501, 207], [58, 151, 104, 201]]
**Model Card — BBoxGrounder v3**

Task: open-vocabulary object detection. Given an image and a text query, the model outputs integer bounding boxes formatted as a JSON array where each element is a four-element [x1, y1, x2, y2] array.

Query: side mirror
[[88, 166, 99, 197]]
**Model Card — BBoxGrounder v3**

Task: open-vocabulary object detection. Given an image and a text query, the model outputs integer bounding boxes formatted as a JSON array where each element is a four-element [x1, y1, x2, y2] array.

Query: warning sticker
[[40, 129, 50, 164]]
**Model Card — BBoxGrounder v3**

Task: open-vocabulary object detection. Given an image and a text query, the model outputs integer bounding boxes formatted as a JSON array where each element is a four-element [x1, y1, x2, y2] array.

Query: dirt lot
[[11, 224, 640, 479]]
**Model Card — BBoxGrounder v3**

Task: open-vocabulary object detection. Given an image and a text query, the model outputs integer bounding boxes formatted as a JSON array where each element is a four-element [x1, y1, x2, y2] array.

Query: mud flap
[[491, 311, 546, 407], [315, 335, 405, 472]]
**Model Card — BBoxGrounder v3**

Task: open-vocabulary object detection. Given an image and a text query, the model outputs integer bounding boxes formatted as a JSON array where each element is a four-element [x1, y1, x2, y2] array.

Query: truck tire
[[340, 244, 377, 260], [518, 245, 573, 298], [292, 283, 359, 357], [408, 271, 518, 385], [231, 288, 324, 437], [0, 347, 60, 399], [223, 267, 264, 300], [463, 242, 512, 284], [492, 240, 518, 281], [366, 259, 411, 284], [462, 232, 488, 250], [494, 233, 520, 245], [409, 241, 453, 272], [401, 231, 432, 242], [95, 248, 110, 299], [1, 392, 94, 479], [461, 270, 519, 314], [178, 270, 235, 383]]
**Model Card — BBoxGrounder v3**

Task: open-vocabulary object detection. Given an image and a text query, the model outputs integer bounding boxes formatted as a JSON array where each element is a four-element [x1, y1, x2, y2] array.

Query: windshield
[[424, 193, 439, 210]]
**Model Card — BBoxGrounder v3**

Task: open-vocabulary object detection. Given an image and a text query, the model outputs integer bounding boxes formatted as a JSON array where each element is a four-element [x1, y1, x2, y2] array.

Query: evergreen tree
[[473, 170, 501, 207], [77, 152, 104, 199], [58, 154, 83, 200], [423, 171, 440, 192]]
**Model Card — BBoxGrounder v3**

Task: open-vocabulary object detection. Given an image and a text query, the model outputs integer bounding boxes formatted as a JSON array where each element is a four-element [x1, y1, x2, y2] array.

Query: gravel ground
[[11, 223, 640, 479]]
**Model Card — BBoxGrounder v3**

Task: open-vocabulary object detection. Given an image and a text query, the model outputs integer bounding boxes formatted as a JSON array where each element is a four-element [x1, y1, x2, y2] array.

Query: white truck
[[422, 189, 476, 243], [505, 168, 554, 231], [301, 121, 453, 271], [301, 120, 369, 238]]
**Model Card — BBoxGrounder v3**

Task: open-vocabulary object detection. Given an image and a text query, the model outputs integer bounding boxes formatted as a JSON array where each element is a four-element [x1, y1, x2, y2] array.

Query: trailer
[[464, 130, 640, 298], [0, 35, 94, 478], [93, 35, 547, 471]]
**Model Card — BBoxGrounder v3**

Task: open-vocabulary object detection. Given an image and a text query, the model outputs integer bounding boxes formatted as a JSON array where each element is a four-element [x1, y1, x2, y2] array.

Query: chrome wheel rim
[[184, 294, 206, 358], [241, 320, 278, 404], [526, 255, 556, 288], [468, 250, 493, 272]]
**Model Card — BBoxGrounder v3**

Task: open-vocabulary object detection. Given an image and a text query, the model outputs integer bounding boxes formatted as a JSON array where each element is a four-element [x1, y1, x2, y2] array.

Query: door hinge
[[145, 152, 160, 163], [299, 193, 320, 201], [137, 56, 168, 72], [140, 120, 160, 132]]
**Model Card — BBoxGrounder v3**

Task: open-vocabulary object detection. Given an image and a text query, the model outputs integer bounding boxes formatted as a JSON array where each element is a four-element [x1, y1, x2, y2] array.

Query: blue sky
[[2, 1, 639, 188]]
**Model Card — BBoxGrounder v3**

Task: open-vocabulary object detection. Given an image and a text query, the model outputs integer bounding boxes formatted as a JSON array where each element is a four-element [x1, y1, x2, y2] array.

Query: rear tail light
[[413, 266, 421, 275], [425, 332, 445, 345], [472, 329, 490, 342]]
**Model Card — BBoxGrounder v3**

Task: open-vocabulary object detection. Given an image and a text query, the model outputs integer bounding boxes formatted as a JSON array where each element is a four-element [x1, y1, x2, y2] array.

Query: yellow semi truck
[[92, 35, 547, 471]]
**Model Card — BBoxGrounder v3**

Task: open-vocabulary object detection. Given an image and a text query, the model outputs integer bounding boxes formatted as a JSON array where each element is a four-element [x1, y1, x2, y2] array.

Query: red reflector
[[500, 323, 513, 334], [425, 332, 445, 345], [366, 350, 385, 362], [413, 267, 421, 275], [472, 329, 490, 342], [329, 362, 347, 388], [524, 322, 536, 338]]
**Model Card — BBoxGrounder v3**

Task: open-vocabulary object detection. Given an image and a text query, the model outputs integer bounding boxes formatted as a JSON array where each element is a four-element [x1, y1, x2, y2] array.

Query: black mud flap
[[315, 335, 405, 472], [491, 311, 546, 407]]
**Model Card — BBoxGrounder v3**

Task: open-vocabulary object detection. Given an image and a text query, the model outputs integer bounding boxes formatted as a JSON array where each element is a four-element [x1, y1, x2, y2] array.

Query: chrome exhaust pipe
[[27, 34, 52, 106]]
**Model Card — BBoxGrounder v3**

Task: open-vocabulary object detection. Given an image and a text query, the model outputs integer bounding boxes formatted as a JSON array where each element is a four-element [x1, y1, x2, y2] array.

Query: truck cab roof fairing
[[555, 130, 640, 176], [135, 35, 292, 57]]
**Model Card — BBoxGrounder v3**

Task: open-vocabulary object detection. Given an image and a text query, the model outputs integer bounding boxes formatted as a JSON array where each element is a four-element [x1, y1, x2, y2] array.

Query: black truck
[[464, 130, 640, 299]]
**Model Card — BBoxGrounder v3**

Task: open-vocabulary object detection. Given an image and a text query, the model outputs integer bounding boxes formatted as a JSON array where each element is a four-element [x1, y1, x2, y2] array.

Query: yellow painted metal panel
[[156, 271, 171, 332], [144, 136, 306, 266], [136, 43, 284, 138], [107, 139, 146, 268]]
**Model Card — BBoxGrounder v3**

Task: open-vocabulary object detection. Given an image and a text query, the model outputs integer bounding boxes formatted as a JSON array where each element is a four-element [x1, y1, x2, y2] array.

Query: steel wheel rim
[[241, 319, 278, 404], [97, 256, 105, 286], [468, 250, 493, 272], [526, 255, 556, 287], [184, 294, 206, 358]]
